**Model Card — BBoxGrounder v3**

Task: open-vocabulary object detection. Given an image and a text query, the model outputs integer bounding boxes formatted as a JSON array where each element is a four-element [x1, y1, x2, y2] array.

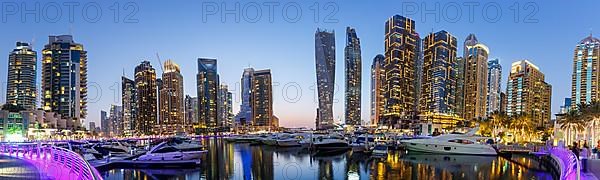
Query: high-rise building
[[315, 28, 336, 130], [158, 60, 184, 134], [89, 122, 96, 133], [197, 58, 220, 130], [344, 27, 362, 126], [6, 42, 37, 110], [100, 110, 108, 136], [500, 92, 507, 113], [420, 30, 457, 114], [414, 34, 424, 113], [252, 70, 273, 129], [506, 60, 552, 126], [462, 34, 489, 121], [121, 76, 136, 136], [571, 35, 600, 108], [184, 95, 198, 133], [455, 57, 465, 117], [134, 61, 157, 135], [487, 59, 502, 115], [42, 35, 87, 129], [370, 55, 385, 126], [234, 68, 254, 127], [218, 84, 233, 128], [109, 105, 123, 136], [383, 15, 418, 128]]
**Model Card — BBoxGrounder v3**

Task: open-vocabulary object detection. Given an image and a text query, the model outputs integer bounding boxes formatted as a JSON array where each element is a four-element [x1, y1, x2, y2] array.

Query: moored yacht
[[276, 134, 301, 147], [400, 133, 497, 156], [137, 141, 207, 161], [312, 134, 349, 151]]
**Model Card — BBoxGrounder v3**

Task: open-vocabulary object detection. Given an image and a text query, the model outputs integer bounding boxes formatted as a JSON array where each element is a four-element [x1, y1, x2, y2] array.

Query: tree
[[510, 113, 535, 142], [489, 111, 508, 139], [559, 110, 585, 145]]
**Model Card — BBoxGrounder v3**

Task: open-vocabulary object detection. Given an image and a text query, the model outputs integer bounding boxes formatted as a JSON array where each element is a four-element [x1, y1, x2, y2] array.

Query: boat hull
[[276, 140, 300, 147], [403, 141, 497, 156]]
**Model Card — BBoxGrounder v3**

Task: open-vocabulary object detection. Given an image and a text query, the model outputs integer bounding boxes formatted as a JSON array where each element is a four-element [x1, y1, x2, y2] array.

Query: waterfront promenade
[[0, 155, 44, 179], [588, 159, 600, 180]]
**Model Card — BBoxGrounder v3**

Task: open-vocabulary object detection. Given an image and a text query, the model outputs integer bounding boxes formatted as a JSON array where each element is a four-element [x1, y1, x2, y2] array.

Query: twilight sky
[[0, 0, 598, 128]]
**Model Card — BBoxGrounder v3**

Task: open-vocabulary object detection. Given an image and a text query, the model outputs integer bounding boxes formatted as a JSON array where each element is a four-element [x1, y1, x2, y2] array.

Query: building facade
[[42, 35, 87, 129], [184, 95, 198, 133], [158, 60, 184, 134], [234, 68, 254, 127], [487, 59, 502, 115], [134, 61, 158, 135], [571, 35, 600, 108], [462, 34, 489, 121], [218, 85, 233, 129], [197, 58, 220, 131], [370, 54, 385, 126], [6, 42, 37, 110], [382, 15, 418, 129], [315, 28, 336, 130], [109, 105, 123, 136], [121, 76, 136, 136], [344, 27, 362, 126], [420, 30, 457, 114], [252, 70, 273, 130], [506, 60, 552, 126]]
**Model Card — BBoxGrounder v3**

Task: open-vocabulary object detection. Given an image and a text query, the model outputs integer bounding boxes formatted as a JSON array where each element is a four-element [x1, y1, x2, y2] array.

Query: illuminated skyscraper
[[383, 15, 418, 128], [370, 54, 385, 125], [571, 35, 600, 108], [159, 60, 184, 134], [197, 58, 220, 130], [462, 34, 488, 121], [235, 68, 254, 126], [42, 35, 87, 129], [134, 61, 157, 135], [420, 30, 457, 114], [506, 60, 552, 126], [218, 84, 233, 128], [315, 28, 335, 130], [109, 105, 123, 136], [6, 42, 37, 110], [252, 70, 273, 130], [344, 27, 362, 126], [487, 59, 502, 114], [121, 76, 136, 136], [184, 95, 198, 133], [455, 57, 465, 117]]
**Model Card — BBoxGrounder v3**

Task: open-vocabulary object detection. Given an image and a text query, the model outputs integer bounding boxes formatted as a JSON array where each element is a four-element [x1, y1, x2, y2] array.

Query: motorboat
[[137, 141, 207, 161], [350, 134, 374, 153], [372, 144, 388, 156], [97, 141, 133, 155], [312, 134, 349, 151], [261, 134, 279, 146], [400, 133, 497, 156], [276, 134, 301, 147]]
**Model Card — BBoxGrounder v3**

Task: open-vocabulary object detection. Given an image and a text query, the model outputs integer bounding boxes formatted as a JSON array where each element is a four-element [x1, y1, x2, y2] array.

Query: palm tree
[[509, 113, 536, 142], [489, 111, 508, 139], [576, 101, 600, 146], [559, 110, 585, 145]]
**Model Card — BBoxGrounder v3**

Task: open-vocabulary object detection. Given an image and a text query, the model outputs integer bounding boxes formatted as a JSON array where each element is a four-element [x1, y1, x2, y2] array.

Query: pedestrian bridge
[[0, 143, 102, 180]]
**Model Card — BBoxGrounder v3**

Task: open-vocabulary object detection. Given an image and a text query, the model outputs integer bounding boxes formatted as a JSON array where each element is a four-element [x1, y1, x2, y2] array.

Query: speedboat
[[137, 141, 207, 161], [312, 134, 349, 151], [276, 134, 301, 147], [261, 134, 279, 146], [97, 141, 133, 155], [372, 144, 388, 156], [400, 133, 497, 156]]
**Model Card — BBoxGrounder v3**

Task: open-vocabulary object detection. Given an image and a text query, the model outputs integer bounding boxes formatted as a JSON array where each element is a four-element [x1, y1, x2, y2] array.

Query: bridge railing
[[548, 146, 580, 180], [0, 142, 103, 180]]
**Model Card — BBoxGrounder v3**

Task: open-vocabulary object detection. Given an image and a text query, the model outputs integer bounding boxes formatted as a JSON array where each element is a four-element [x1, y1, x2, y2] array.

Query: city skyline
[[0, 1, 599, 128]]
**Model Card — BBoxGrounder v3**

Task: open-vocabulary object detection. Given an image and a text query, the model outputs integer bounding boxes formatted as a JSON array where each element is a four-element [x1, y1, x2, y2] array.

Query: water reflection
[[101, 138, 553, 180]]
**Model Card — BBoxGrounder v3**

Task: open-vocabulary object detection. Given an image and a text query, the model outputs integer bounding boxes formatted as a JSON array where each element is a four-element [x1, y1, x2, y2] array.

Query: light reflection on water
[[100, 138, 554, 180]]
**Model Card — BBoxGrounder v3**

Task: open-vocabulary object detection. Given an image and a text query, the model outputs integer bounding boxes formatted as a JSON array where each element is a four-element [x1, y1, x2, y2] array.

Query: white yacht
[[98, 141, 132, 154], [312, 134, 349, 151], [276, 134, 301, 147], [400, 133, 497, 156], [137, 141, 207, 161], [372, 144, 388, 156]]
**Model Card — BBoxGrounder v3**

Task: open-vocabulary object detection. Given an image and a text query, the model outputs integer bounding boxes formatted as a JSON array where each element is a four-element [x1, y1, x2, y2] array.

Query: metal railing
[[548, 146, 580, 180], [0, 142, 103, 180]]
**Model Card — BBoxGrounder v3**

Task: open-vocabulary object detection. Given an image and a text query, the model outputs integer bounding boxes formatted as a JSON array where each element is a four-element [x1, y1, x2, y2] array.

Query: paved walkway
[[586, 159, 600, 179], [0, 156, 42, 180]]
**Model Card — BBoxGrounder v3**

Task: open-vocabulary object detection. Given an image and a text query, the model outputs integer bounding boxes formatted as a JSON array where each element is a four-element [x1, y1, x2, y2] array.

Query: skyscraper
[[109, 105, 123, 136], [383, 15, 418, 128], [184, 95, 198, 133], [234, 68, 254, 127], [100, 110, 108, 136], [455, 57, 465, 117], [571, 35, 600, 108], [218, 84, 233, 128], [420, 30, 457, 114], [197, 58, 219, 130], [315, 28, 336, 130], [252, 69, 273, 129], [6, 42, 37, 110], [134, 61, 157, 135], [487, 59, 502, 114], [506, 60, 552, 126], [42, 35, 87, 129], [370, 54, 385, 126], [159, 60, 184, 134], [462, 34, 489, 121], [344, 27, 362, 126], [121, 76, 136, 137]]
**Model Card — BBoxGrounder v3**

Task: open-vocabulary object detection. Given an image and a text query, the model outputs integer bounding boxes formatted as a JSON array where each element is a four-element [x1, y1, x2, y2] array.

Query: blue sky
[[0, 0, 597, 128]]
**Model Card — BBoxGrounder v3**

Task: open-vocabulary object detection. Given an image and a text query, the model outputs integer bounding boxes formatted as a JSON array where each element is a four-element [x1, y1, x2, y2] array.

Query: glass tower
[[571, 35, 600, 108], [6, 42, 37, 110], [344, 27, 362, 126], [134, 61, 157, 135], [487, 59, 502, 115], [462, 34, 489, 121], [420, 30, 457, 114], [197, 58, 220, 130], [315, 28, 336, 130]]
